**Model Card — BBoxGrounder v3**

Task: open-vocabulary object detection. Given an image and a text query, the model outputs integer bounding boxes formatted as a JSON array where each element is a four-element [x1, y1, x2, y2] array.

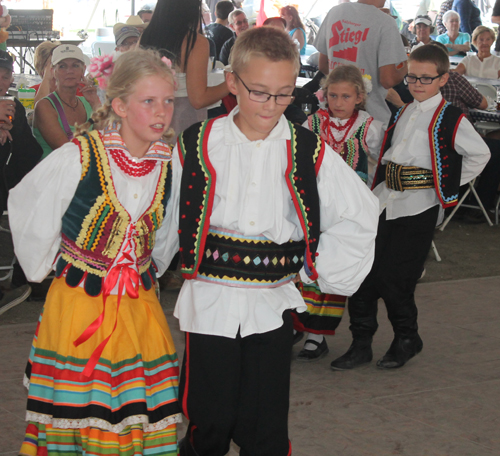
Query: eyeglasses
[[232, 71, 295, 105], [233, 18, 248, 26], [404, 74, 444, 85]]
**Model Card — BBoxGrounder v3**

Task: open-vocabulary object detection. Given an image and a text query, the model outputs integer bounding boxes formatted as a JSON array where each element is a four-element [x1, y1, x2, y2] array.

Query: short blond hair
[[33, 41, 60, 76], [229, 27, 300, 76], [322, 65, 367, 111], [472, 25, 495, 44]]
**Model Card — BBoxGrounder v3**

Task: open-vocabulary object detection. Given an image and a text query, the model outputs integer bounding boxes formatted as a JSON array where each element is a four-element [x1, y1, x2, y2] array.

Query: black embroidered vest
[[373, 99, 465, 208], [176, 117, 326, 283]]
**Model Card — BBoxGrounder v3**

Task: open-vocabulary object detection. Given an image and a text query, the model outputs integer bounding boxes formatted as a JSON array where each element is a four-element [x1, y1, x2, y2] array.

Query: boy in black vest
[[174, 27, 379, 456], [331, 44, 490, 371]]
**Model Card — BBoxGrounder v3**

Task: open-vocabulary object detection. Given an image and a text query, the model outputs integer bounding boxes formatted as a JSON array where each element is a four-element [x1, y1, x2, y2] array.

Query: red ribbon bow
[[73, 239, 140, 378]]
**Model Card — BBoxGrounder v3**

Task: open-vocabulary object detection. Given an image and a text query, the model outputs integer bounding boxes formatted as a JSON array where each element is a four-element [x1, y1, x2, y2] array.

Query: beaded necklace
[[109, 148, 156, 177], [322, 109, 359, 150]]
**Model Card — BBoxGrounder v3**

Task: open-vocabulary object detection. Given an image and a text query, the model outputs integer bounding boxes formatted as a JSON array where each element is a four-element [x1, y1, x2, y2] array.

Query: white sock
[[304, 333, 324, 351]]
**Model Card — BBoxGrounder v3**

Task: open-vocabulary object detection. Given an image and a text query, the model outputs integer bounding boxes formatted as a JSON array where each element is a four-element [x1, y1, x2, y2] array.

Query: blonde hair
[[322, 65, 367, 111], [229, 26, 300, 76], [472, 25, 495, 44], [75, 48, 176, 142], [33, 41, 61, 76]]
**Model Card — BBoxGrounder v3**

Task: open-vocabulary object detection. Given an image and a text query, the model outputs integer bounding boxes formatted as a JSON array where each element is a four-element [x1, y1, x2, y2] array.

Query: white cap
[[52, 45, 90, 66]]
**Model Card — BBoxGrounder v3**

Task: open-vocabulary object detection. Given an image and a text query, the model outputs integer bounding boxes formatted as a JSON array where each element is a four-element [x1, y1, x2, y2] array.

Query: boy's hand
[[292, 274, 302, 284]]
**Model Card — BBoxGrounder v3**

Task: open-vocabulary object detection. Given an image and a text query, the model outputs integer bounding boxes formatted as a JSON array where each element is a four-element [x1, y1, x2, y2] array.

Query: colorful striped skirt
[[292, 281, 347, 335], [19, 277, 181, 456]]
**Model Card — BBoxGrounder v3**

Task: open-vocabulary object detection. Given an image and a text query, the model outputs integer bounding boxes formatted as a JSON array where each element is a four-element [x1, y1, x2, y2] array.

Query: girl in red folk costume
[[9, 49, 182, 455], [293, 64, 385, 361]]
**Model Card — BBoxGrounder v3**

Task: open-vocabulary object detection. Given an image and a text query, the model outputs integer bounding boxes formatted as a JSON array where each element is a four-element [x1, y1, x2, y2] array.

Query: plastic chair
[[439, 178, 493, 231]]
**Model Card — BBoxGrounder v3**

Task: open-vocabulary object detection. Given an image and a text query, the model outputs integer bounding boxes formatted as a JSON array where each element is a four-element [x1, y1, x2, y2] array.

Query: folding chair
[[439, 178, 493, 231]]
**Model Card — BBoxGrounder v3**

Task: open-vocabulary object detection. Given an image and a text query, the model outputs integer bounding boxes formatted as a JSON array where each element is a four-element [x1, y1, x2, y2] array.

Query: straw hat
[[113, 15, 147, 36]]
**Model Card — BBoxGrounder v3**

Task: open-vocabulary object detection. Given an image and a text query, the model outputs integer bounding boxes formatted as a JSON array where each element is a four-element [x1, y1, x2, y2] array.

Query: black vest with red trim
[[373, 99, 465, 209], [176, 117, 326, 282]]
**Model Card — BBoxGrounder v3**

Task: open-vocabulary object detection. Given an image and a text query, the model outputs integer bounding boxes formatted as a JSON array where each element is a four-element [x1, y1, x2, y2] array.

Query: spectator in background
[[280, 5, 307, 55], [140, 0, 229, 137], [219, 9, 248, 65], [33, 45, 96, 159], [205, 0, 234, 58], [113, 24, 141, 53], [455, 26, 500, 78], [410, 15, 435, 49], [137, 4, 154, 23], [0, 50, 43, 315], [436, 0, 454, 34], [452, 0, 482, 35], [31, 40, 85, 105], [436, 10, 470, 55], [314, 0, 407, 127]]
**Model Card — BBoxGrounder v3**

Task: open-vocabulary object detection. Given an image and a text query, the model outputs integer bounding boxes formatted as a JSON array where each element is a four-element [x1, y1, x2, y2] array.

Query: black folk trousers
[[179, 310, 293, 456], [348, 205, 439, 340]]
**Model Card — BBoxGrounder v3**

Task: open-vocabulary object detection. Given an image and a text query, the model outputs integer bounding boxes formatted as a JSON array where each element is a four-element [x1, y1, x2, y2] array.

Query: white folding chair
[[439, 178, 493, 231]]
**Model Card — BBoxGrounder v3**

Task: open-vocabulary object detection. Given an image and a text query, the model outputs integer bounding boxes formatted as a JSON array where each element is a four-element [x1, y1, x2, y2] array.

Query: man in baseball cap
[[113, 24, 141, 52]]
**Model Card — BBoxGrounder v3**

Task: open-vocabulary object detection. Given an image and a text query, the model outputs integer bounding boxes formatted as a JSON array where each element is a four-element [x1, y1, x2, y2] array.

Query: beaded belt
[[197, 226, 305, 288], [383, 161, 434, 191]]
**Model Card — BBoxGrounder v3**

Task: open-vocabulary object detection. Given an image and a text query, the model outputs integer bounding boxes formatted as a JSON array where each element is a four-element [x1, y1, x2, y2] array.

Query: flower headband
[[88, 54, 177, 90]]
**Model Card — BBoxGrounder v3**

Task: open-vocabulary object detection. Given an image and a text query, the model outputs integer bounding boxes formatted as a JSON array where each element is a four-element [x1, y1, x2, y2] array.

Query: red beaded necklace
[[323, 110, 359, 150], [109, 148, 156, 177]]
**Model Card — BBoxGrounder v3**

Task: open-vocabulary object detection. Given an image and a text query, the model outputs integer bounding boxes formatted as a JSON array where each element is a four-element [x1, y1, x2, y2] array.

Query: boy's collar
[[224, 106, 291, 145], [413, 92, 443, 112]]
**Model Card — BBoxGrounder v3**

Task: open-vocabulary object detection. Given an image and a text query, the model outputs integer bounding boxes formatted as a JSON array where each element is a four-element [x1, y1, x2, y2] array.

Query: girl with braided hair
[[10, 48, 182, 455]]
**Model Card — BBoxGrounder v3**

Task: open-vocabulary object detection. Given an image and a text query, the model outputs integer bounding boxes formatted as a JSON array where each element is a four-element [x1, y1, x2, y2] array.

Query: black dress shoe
[[293, 330, 304, 345], [330, 338, 373, 371], [376, 335, 423, 369], [296, 338, 329, 362]]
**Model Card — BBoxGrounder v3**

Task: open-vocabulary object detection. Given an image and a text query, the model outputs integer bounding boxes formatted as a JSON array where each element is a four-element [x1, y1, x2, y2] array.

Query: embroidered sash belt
[[383, 161, 435, 191], [197, 227, 305, 288]]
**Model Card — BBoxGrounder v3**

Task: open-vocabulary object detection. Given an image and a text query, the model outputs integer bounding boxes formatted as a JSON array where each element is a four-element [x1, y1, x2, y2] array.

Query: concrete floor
[[1, 276, 500, 455]]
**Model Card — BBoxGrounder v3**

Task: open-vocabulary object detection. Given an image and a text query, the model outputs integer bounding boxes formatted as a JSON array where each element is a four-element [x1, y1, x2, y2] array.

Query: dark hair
[[263, 17, 286, 28], [409, 44, 449, 74], [280, 5, 305, 31], [216, 0, 234, 20], [140, 0, 202, 69]]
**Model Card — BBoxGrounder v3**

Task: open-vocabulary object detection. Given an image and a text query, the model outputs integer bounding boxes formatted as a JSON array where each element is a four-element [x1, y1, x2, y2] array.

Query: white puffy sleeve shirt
[[173, 108, 379, 338], [8, 138, 179, 283]]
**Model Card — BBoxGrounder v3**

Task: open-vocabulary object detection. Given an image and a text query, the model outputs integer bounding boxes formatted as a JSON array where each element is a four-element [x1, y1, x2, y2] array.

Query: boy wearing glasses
[[174, 27, 379, 456], [331, 44, 490, 372]]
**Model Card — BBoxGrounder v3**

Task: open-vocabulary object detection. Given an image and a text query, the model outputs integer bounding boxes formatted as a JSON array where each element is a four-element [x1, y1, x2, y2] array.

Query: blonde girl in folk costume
[[10, 49, 182, 455], [294, 64, 384, 362]]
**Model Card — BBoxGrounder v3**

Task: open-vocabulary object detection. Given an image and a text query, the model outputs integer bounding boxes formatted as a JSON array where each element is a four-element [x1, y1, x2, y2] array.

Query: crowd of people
[[0, 0, 499, 455]]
